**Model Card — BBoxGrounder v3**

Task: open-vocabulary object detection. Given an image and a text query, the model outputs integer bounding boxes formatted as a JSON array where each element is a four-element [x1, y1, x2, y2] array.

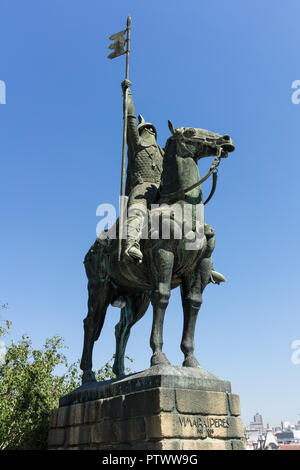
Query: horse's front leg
[[150, 247, 174, 367], [180, 228, 217, 367], [180, 267, 203, 368]]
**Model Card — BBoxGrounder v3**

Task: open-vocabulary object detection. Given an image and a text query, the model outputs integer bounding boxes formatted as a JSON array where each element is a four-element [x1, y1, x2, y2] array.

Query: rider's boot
[[210, 270, 226, 284], [124, 238, 143, 262], [203, 225, 226, 285], [123, 205, 145, 263]]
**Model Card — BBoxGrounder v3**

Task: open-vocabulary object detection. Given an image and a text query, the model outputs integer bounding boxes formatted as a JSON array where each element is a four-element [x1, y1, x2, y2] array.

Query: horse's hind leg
[[80, 280, 112, 384], [113, 293, 150, 377], [180, 268, 203, 368]]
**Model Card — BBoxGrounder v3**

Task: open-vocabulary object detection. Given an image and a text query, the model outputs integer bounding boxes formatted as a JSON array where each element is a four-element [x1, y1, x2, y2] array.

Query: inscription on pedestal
[[179, 415, 230, 437]]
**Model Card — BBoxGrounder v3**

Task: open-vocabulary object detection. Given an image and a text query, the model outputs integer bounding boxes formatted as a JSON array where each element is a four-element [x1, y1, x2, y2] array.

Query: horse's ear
[[138, 114, 145, 124], [168, 120, 175, 135]]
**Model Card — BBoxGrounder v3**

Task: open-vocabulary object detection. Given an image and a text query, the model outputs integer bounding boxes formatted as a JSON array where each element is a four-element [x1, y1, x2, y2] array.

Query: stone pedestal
[[48, 365, 245, 450]]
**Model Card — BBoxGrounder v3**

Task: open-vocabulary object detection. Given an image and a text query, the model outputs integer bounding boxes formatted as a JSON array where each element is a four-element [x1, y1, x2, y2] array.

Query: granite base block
[[48, 366, 245, 451]]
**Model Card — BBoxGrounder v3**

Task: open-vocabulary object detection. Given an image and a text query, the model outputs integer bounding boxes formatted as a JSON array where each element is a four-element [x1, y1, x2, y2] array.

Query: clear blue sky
[[1, 0, 300, 428]]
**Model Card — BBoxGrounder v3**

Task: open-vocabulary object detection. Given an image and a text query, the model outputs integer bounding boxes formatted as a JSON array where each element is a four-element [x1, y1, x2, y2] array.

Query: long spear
[[107, 16, 131, 261]]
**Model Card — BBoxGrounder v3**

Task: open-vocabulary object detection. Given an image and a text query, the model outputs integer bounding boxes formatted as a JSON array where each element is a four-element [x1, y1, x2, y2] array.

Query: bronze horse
[[80, 123, 235, 384]]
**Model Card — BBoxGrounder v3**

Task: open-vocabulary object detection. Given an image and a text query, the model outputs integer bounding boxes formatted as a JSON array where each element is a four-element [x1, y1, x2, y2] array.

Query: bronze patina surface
[[79, 82, 235, 383]]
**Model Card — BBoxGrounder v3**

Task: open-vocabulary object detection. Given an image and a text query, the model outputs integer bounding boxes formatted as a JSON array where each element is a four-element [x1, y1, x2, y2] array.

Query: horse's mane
[[162, 135, 175, 159]]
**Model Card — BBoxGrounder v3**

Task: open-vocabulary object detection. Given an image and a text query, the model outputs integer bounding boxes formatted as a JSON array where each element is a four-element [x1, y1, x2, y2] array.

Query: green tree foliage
[[0, 308, 131, 450]]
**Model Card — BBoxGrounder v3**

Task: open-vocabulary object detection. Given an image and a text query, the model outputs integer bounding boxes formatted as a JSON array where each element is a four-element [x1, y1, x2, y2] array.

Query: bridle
[[159, 146, 227, 205]]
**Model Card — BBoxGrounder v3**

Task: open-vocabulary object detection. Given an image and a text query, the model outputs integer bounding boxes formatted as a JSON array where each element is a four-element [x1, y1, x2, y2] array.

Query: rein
[[159, 149, 224, 205]]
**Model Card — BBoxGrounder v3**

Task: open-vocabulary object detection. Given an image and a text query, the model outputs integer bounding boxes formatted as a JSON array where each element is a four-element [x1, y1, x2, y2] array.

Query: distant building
[[250, 413, 264, 433], [275, 431, 294, 444], [246, 414, 300, 450], [249, 432, 279, 450], [293, 430, 300, 441], [281, 421, 291, 430], [246, 430, 260, 448]]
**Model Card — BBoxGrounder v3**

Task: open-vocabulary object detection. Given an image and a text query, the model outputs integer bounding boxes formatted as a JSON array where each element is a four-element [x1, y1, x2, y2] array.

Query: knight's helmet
[[137, 114, 157, 139]]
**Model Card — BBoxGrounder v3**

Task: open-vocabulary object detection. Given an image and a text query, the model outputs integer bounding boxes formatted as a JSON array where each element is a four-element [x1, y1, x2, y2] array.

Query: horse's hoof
[[182, 356, 201, 368], [82, 370, 97, 384], [151, 352, 171, 367]]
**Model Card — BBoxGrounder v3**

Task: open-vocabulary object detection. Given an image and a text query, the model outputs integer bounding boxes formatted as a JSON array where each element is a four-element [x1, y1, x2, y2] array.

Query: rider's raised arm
[[121, 80, 139, 150]]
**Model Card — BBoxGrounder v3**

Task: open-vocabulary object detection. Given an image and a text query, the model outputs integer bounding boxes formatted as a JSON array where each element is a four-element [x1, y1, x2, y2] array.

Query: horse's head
[[167, 120, 235, 159]]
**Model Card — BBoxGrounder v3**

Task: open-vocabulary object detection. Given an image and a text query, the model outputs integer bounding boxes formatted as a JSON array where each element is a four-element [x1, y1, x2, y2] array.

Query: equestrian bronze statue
[[79, 80, 235, 384]]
